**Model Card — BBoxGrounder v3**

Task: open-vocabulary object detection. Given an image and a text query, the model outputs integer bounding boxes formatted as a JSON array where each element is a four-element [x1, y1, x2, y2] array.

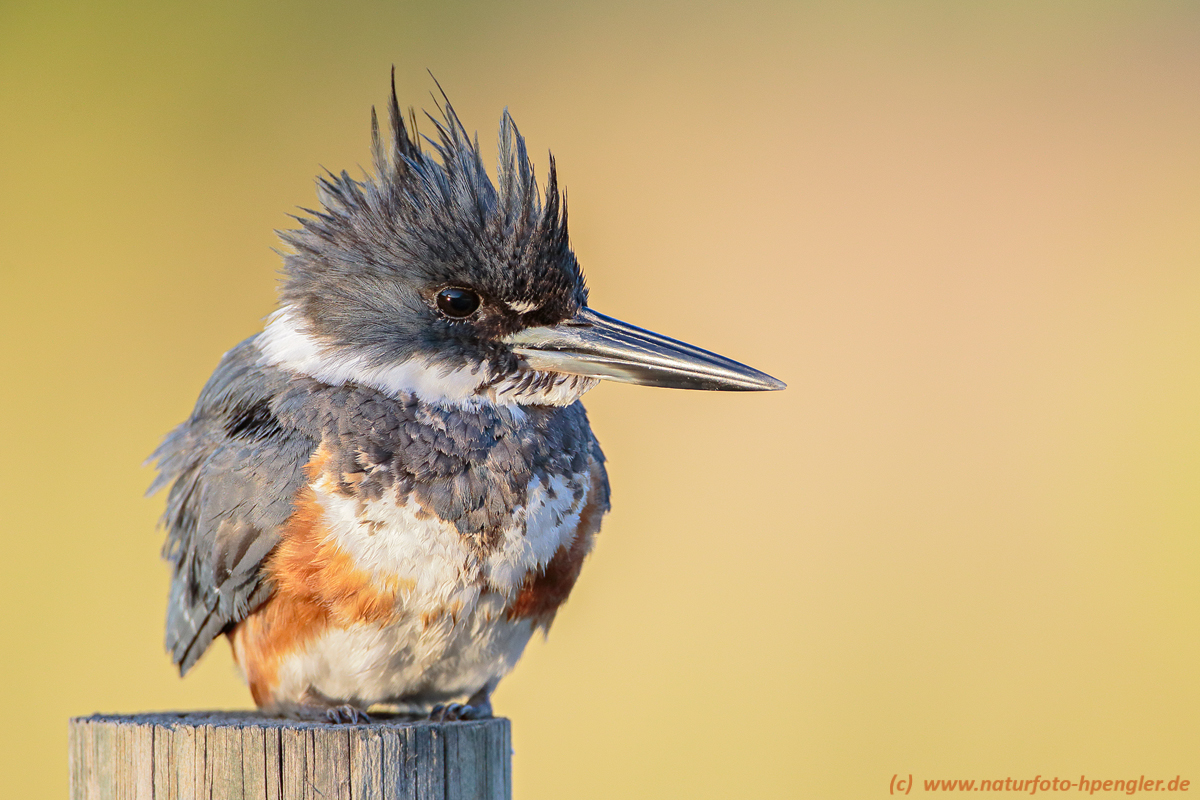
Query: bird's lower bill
[[503, 307, 786, 392]]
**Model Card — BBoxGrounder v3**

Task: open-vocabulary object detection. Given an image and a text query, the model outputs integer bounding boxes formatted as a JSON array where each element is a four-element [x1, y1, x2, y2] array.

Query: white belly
[[273, 592, 536, 709], [266, 465, 588, 709]]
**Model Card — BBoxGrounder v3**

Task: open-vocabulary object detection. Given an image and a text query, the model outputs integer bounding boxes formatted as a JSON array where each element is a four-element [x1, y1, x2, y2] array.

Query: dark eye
[[436, 287, 482, 318]]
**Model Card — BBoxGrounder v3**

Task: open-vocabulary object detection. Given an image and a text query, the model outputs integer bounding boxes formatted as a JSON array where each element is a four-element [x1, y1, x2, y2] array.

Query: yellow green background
[[2, 2, 1198, 797]]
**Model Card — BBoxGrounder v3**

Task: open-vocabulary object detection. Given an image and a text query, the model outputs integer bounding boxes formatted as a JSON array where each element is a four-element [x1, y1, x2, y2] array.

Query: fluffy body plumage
[[152, 80, 610, 717]]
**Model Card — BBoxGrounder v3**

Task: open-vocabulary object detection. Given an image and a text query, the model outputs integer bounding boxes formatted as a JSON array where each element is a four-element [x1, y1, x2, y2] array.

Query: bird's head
[[258, 76, 784, 407]]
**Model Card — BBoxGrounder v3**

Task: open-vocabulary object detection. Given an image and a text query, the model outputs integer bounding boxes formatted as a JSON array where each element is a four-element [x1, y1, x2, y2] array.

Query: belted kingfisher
[[151, 75, 784, 723]]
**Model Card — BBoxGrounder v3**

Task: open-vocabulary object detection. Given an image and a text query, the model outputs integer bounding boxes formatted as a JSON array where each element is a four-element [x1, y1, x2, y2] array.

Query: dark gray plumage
[[152, 341, 315, 673], [274, 378, 601, 548]]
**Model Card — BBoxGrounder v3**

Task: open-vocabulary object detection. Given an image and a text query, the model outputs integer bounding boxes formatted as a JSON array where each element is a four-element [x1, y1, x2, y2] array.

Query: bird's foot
[[429, 687, 493, 722], [325, 704, 371, 724], [429, 702, 490, 722], [276, 702, 371, 723]]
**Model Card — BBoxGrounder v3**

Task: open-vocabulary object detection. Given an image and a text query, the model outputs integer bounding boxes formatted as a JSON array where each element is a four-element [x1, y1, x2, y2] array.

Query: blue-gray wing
[[149, 337, 317, 674]]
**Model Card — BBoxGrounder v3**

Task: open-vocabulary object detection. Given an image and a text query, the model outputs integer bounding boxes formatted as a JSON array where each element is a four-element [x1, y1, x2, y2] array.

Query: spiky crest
[[279, 72, 582, 318]]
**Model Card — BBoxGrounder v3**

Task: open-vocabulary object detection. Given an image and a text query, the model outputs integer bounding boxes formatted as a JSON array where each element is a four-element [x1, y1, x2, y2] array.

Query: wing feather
[[151, 337, 317, 674]]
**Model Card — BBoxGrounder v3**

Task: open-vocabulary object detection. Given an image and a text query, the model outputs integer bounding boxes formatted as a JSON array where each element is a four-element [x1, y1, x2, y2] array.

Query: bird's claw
[[429, 702, 491, 722], [325, 705, 371, 724]]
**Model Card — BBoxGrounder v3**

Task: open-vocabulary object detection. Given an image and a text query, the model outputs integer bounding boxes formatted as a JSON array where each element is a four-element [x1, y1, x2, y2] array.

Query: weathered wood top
[[69, 712, 511, 800]]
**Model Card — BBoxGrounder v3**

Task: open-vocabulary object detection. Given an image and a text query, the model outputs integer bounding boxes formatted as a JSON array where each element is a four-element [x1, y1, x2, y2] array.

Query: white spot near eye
[[506, 300, 539, 314]]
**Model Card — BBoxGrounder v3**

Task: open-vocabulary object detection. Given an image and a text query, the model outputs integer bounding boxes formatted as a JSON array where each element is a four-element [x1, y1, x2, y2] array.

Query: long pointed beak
[[503, 307, 786, 391]]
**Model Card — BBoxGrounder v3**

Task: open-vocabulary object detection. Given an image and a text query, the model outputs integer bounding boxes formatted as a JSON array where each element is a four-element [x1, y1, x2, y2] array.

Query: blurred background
[[2, 1, 1198, 797]]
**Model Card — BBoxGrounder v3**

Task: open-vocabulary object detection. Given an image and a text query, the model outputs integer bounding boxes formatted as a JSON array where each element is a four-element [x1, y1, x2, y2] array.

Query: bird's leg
[[429, 686, 493, 722]]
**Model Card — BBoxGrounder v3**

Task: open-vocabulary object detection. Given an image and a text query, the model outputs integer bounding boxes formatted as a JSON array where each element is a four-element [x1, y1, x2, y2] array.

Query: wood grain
[[68, 713, 511, 800]]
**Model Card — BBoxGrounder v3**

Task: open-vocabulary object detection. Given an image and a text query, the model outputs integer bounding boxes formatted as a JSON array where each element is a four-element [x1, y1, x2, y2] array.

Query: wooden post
[[68, 712, 511, 800]]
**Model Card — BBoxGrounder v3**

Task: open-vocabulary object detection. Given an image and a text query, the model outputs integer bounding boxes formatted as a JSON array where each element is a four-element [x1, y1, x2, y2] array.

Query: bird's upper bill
[[504, 307, 785, 392]]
